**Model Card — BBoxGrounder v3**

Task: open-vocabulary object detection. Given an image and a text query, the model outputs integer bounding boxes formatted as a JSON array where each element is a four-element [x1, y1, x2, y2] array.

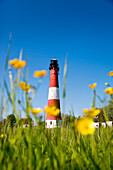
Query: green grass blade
[[63, 55, 68, 99]]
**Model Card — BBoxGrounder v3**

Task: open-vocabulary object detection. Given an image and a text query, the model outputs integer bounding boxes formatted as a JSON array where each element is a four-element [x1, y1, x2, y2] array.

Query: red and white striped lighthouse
[[45, 58, 62, 128]]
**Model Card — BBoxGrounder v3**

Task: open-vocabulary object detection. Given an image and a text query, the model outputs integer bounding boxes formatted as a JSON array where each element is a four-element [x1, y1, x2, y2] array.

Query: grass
[[0, 37, 113, 169], [0, 124, 113, 169]]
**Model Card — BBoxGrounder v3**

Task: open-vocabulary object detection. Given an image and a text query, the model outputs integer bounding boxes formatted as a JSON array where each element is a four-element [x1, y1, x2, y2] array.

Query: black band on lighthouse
[[49, 59, 59, 71]]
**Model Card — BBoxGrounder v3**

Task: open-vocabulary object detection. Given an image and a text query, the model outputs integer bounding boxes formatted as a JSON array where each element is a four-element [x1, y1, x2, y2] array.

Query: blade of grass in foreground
[[63, 55, 67, 99], [25, 56, 30, 117], [0, 33, 12, 115], [13, 49, 23, 86], [63, 55, 68, 114], [3, 33, 12, 83]]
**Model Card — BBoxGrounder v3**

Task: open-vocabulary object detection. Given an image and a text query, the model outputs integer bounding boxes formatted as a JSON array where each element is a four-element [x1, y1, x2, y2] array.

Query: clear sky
[[0, 0, 113, 119]]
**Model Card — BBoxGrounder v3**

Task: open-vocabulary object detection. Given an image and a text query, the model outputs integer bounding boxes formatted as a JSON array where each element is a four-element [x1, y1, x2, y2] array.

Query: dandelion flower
[[76, 117, 95, 135], [30, 107, 43, 114], [104, 87, 113, 95], [0, 134, 4, 138], [108, 71, 113, 77], [19, 81, 31, 92], [9, 58, 26, 69], [83, 107, 101, 117], [33, 70, 47, 78], [88, 83, 97, 89]]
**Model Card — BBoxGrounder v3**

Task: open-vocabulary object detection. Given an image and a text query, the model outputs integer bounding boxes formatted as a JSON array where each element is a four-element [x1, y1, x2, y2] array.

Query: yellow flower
[[108, 71, 113, 77], [76, 117, 95, 135], [88, 83, 97, 89], [104, 87, 113, 95], [83, 107, 101, 117], [44, 106, 51, 114], [9, 58, 26, 69], [30, 107, 43, 114], [19, 82, 31, 92], [33, 70, 47, 78], [44, 105, 60, 116], [0, 134, 4, 138], [54, 108, 60, 116]]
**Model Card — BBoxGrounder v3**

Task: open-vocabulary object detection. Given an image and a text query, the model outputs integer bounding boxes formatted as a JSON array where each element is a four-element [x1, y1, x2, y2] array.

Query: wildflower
[[108, 71, 113, 77], [0, 134, 4, 138], [19, 81, 31, 92], [30, 107, 43, 114], [33, 70, 47, 78], [44, 106, 51, 114], [88, 83, 97, 89], [83, 107, 101, 117], [44, 105, 60, 116], [54, 108, 60, 116], [9, 58, 26, 69], [76, 117, 95, 135], [105, 83, 110, 86], [104, 87, 113, 95]]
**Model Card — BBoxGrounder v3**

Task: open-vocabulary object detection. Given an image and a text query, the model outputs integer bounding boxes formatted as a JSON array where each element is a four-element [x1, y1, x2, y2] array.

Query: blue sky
[[0, 0, 113, 118]]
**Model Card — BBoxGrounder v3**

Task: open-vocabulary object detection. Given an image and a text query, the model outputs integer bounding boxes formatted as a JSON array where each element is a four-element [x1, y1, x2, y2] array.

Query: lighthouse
[[45, 58, 62, 128]]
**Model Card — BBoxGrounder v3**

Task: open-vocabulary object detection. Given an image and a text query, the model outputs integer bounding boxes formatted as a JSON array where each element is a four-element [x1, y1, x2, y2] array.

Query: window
[[50, 121, 52, 125], [96, 125, 99, 128]]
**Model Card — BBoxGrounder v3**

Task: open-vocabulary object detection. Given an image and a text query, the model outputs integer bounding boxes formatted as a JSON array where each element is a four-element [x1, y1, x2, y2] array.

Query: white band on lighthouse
[[48, 87, 59, 99]]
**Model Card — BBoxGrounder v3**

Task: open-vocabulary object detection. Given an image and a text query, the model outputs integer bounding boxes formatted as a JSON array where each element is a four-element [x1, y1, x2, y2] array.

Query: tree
[[7, 114, 16, 127]]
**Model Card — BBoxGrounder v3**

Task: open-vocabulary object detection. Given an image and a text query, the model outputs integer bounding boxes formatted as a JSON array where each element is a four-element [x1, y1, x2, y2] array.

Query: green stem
[[92, 89, 96, 108]]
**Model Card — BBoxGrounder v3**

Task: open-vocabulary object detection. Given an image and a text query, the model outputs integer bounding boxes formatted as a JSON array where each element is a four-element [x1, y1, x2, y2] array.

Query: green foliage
[[0, 124, 113, 169], [7, 114, 16, 127], [62, 113, 76, 127]]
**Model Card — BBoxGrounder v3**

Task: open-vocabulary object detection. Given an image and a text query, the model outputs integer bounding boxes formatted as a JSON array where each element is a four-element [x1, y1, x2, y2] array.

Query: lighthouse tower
[[45, 58, 62, 128]]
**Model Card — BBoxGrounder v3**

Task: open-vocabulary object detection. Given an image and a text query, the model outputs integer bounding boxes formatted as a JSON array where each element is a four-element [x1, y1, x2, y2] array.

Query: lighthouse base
[[45, 119, 62, 128]]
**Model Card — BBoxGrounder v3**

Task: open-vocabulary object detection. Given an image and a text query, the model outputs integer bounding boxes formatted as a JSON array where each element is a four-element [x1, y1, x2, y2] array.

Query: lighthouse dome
[[49, 58, 59, 71]]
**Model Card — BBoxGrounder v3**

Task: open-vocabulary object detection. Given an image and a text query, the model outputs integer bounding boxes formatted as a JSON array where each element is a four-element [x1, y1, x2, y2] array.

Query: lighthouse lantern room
[[46, 58, 62, 128]]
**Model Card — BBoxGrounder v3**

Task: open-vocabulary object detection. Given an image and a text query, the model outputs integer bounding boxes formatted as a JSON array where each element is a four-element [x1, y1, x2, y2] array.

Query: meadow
[[0, 38, 113, 169], [0, 121, 113, 169]]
